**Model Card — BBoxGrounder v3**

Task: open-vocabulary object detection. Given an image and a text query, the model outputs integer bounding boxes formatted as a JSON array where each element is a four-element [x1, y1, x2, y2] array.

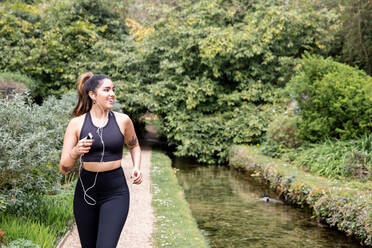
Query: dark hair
[[72, 72, 110, 117]]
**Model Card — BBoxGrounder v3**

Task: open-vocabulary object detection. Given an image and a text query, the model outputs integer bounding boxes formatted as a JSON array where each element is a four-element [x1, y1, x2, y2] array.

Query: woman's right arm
[[59, 119, 79, 174], [59, 118, 93, 174]]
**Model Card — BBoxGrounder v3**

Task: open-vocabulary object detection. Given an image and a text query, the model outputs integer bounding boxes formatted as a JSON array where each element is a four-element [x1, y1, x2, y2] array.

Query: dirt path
[[59, 143, 155, 248]]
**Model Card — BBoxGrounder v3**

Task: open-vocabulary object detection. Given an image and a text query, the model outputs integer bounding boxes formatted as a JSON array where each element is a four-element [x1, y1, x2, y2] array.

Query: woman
[[59, 72, 143, 248]]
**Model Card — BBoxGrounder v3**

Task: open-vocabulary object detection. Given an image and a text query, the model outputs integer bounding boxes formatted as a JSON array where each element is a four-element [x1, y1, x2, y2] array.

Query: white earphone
[[78, 95, 109, 205]]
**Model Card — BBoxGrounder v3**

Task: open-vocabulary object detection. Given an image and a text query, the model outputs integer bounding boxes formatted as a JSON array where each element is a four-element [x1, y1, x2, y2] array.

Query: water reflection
[[173, 158, 361, 248]]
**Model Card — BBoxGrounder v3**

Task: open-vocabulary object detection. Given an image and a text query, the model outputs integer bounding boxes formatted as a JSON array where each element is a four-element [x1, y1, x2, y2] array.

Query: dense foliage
[[0, 90, 76, 247], [326, 0, 372, 75], [263, 55, 372, 180], [0, 92, 76, 212], [126, 0, 340, 164], [2, 0, 370, 166], [266, 112, 302, 148], [0, 0, 128, 101], [288, 54, 372, 142]]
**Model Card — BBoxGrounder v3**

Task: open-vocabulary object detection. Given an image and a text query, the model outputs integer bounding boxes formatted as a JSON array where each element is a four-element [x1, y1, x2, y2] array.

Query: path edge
[[56, 224, 75, 248]]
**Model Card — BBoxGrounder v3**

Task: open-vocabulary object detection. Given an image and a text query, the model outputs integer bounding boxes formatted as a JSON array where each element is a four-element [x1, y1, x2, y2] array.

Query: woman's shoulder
[[68, 113, 86, 126], [112, 111, 130, 122]]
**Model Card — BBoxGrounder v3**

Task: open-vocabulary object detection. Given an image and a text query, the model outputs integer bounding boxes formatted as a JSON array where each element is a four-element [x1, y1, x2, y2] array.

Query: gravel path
[[58, 146, 155, 248]]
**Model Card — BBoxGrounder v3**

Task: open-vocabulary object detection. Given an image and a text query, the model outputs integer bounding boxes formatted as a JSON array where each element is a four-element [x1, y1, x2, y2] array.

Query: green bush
[[265, 111, 302, 150], [128, 0, 340, 164], [0, 0, 129, 101], [289, 54, 372, 142], [4, 239, 40, 248], [0, 91, 76, 213], [6, 186, 74, 236]]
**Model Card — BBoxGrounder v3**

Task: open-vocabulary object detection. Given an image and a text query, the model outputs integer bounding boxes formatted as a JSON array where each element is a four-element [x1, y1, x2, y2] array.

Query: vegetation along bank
[[228, 145, 372, 247]]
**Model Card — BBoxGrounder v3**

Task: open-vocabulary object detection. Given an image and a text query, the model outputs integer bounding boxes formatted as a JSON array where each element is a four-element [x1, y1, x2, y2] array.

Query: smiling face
[[89, 78, 115, 110]]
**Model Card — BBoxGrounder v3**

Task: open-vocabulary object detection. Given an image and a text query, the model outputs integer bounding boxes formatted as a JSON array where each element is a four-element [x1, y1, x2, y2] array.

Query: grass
[[151, 150, 209, 248], [41, 189, 74, 235], [289, 136, 371, 180], [0, 184, 75, 248], [266, 135, 372, 180], [0, 215, 57, 248]]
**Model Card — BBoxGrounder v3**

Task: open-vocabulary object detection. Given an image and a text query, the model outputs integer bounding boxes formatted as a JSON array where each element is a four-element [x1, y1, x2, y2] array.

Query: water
[[173, 158, 362, 248]]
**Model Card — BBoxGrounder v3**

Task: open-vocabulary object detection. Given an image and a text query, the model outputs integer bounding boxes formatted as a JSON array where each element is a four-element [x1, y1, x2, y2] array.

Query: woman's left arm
[[124, 116, 142, 184]]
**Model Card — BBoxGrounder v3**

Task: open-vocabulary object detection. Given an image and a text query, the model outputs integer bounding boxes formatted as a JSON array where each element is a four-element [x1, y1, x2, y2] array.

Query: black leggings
[[73, 167, 130, 248]]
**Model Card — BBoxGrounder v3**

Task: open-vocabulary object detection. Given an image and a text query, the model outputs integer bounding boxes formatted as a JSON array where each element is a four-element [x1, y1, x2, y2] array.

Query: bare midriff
[[83, 159, 122, 172]]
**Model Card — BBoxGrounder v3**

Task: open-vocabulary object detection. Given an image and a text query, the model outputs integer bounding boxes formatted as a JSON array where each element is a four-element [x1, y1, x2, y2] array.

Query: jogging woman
[[59, 72, 143, 248]]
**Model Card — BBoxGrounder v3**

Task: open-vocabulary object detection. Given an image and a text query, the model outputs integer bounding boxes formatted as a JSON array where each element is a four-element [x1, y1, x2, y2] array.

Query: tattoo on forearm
[[62, 165, 72, 173], [128, 136, 137, 147]]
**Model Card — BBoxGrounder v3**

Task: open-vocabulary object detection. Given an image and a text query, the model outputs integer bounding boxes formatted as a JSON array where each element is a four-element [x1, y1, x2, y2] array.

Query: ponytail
[[72, 72, 110, 117], [72, 72, 94, 117]]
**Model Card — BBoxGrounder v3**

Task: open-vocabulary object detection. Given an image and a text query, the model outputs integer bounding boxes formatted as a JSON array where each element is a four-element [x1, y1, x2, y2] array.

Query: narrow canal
[[173, 157, 362, 248]]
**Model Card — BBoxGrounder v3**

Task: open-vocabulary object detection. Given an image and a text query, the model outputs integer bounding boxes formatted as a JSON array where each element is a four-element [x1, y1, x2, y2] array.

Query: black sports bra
[[79, 111, 124, 162]]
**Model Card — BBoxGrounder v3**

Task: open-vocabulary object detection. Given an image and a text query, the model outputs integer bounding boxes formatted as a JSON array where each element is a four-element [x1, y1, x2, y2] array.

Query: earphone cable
[[78, 108, 109, 205]]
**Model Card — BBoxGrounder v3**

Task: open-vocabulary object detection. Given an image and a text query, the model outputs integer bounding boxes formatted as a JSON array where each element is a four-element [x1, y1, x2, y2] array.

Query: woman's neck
[[90, 105, 109, 125]]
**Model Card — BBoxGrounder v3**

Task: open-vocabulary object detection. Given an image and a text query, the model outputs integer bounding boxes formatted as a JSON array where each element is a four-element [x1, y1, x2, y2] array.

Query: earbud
[[91, 94, 96, 104]]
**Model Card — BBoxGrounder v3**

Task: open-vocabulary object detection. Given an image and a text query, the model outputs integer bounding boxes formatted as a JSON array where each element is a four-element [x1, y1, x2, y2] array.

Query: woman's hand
[[131, 167, 143, 185], [71, 136, 94, 158]]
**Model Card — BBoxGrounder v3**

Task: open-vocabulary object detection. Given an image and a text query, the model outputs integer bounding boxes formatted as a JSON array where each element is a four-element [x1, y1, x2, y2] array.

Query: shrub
[[0, 185, 74, 247], [0, 91, 76, 213], [4, 239, 39, 248], [127, 0, 340, 164], [262, 109, 302, 158], [266, 112, 302, 148], [0, 0, 129, 101], [288, 54, 372, 142], [6, 186, 74, 236]]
